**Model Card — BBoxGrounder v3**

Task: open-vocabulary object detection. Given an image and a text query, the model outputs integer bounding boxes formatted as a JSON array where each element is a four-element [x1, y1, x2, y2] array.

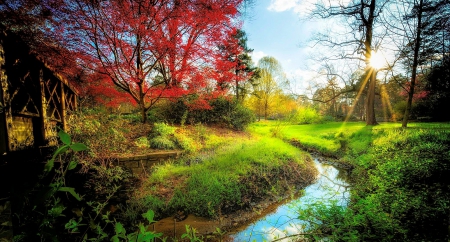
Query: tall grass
[[137, 136, 315, 218]]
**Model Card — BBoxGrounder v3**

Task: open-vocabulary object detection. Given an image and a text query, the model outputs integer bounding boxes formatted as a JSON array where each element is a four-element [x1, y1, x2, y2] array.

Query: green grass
[[139, 135, 315, 218], [249, 120, 450, 157], [276, 120, 450, 241]]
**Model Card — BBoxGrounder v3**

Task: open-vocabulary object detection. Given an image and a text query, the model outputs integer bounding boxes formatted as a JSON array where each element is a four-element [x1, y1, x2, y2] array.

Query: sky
[[242, 0, 320, 94], [241, 0, 401, 95]]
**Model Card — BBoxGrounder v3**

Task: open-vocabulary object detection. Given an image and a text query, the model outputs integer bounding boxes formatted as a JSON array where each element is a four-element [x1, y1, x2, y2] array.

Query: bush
[[149, 122, 176, 138], [134, 137, 150, 148], [293, 107, 323, 124], [156, 97, 255, 130], [174, 132, 197, 153], [149, 123, 177, 149], [150, 136, 175, 149], [230, 103, 256, 130], [296, 128, 450, 241]]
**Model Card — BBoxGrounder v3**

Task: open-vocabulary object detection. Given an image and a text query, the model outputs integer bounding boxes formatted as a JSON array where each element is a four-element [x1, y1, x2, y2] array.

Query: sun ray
[[343, 68, 374, 124], [381, 85, 388, 122]]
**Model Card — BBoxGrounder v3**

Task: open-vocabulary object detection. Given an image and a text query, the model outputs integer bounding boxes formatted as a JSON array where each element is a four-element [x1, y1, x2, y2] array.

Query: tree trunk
[[235, 77, 239, 102], [402, 0, 423, 128], [264, 100, 268, 120], [140, 107, 147, 123], [366, 69, 378, 125]]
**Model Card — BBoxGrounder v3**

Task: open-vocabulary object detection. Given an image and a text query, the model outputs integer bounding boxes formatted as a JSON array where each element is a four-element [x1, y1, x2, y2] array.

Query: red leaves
[[59, 0, 244, 116], [400, 75, 429, 100]]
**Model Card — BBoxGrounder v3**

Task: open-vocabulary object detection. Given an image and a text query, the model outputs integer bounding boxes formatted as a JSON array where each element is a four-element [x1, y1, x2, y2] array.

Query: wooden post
[[39, 69, 48, 142], [60, 82, 66, 131], [71, 91, 78, 112], [0, 39, 10, 153]]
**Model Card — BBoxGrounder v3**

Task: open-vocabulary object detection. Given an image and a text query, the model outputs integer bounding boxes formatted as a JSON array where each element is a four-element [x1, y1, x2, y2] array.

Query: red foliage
[[80, 72, 137, 108], [400, 75, 429, 101], [56, 0, 244, 120]]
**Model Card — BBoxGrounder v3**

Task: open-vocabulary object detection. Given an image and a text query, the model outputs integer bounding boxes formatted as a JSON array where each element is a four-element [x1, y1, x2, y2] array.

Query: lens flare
[[370, 51, 385, 69]]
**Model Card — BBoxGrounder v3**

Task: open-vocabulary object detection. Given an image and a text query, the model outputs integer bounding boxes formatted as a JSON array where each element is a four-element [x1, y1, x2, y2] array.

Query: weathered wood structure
[[0, 30, 78, 154]]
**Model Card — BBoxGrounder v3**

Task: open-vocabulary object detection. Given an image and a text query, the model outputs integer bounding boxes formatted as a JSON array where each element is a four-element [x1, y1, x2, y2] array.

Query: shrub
[[149, 122, 176, 138], [156, 97, 256, 130], [293, 107, 323, 124], [150, 136, 175, 149], [174, 132, 197, 153], [134, 137, 150, 148], [230, 103, 256, 130]]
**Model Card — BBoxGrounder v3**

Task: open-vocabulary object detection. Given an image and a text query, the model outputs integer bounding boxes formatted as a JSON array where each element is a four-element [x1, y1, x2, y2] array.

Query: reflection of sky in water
[[231, 158, 350, 242]]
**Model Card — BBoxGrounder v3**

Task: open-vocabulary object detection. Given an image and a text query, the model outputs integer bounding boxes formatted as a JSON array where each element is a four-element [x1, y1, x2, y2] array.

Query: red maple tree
[[56, 0, 244, 122]]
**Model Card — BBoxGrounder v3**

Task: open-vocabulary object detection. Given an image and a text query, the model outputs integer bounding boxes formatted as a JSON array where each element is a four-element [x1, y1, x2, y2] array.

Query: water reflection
[[231, 157, 350, 241]]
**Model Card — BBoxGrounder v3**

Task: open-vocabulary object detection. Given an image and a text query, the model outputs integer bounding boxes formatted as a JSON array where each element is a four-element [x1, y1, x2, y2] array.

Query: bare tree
[[307, 0, 390, 125]]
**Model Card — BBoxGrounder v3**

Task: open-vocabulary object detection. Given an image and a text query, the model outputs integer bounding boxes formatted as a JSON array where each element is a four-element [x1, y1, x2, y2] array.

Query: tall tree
[[384, 0, 449, 125], [252, 56, 285, 120], [215, 29, 259, 102], [309, 0, 388, 125], [58, 0, 243, 122], [401, 0, 424, 127], [232, 30, 259, 102]]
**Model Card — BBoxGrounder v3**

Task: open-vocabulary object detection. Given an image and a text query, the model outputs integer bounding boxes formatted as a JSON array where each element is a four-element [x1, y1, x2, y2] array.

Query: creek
[[229, 156, 350, 241]]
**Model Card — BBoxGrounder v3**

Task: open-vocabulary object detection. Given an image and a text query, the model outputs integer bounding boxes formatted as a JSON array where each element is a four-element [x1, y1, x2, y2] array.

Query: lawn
[[249, 120, 450, 157]]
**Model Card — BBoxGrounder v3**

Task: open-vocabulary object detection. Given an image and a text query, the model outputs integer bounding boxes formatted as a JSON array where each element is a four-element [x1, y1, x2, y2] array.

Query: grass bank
[[128, 135, 316, 220], [250, 120, 450, 241]]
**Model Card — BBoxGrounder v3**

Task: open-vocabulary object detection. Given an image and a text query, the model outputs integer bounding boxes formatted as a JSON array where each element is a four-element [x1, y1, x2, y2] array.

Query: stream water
[[230, 157, 350, 241]]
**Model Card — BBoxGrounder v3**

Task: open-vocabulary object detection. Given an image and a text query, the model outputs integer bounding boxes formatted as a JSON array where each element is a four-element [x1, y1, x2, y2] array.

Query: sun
[[370, 51, 385, 69]]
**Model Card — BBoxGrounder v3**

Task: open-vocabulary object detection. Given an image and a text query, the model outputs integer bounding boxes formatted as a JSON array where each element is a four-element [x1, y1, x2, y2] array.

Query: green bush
[[293, 107, 323, 124], [156, 97, 255, 130], [149, 123, 177, 149], [230, 103, 256, 130], [296, 127, 450, 241], [134, 136, 150, 148], [174, 132, 197, 153], [149, 122, 176, 138], [150, 136, 175, 149]]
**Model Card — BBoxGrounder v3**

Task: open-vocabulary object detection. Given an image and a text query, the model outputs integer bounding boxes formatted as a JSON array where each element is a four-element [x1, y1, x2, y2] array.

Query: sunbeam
[[343, 68, 374, 124]]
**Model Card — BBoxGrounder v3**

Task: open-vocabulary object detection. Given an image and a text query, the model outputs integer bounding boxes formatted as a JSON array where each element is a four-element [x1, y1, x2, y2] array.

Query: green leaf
[[127, 232, 137, 241], [58, 187, 81, 201], [142, 210, 156, 223], [58, 130, 71, 145], [68, 161, 78, 170], [51, 145, 70, 160], [65, 218, 79, 230], [110, 235, 120, 242], [43, 158, 55, 174], [48, 203, 66, 217], [70, 143, 88, 152], [114, 222, 126, 235]]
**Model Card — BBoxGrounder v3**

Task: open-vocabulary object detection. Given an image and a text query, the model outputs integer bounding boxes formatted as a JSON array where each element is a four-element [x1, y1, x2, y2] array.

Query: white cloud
[[268, 0, 353, 17], [250, 50, 266, 65], [267, 0, 315, 17], [267, 0, 299, 12]]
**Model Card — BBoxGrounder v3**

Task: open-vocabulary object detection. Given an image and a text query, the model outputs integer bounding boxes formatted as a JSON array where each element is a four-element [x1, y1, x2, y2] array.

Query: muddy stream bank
[[151, 156, 350, 241]]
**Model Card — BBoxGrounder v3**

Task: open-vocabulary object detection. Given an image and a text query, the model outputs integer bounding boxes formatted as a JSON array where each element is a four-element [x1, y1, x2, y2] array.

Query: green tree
[[250, 56, 286, 120], [233, 30, 260, 103]]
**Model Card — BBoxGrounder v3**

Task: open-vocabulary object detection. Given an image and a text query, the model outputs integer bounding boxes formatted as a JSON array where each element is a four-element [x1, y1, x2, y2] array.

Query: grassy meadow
[[247, 120, 450, 241], [19, 112, 449, 241]]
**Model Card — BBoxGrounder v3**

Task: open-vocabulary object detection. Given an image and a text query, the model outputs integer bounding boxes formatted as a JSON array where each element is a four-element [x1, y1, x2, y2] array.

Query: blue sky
[[242, 0, 319, 93]]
